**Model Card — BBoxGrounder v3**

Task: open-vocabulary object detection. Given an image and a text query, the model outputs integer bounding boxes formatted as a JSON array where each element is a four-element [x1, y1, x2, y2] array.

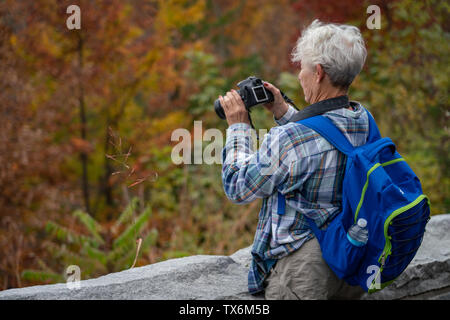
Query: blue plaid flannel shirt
[[221, 101, 370, 294]]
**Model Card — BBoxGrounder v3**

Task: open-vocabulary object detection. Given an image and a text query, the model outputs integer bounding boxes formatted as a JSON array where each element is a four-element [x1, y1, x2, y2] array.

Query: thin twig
[[130, 237, 143, 269], [123, 146, 132, 163], [128, 178, 146, 188], [105, 154, 130, 169], [126, 166, 136, 179]]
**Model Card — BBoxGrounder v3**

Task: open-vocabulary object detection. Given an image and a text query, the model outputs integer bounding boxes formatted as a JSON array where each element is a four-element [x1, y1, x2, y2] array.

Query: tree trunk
[[103, 120, 114, 211], [77, 35, 91, 215]]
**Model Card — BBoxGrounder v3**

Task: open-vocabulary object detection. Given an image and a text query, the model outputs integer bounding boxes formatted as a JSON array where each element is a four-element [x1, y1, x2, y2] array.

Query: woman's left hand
[[218, 90, 250, 126]]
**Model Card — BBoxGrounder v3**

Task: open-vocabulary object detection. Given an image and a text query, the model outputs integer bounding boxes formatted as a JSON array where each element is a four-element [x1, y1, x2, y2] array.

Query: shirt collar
[[290, 95, 349, 122]]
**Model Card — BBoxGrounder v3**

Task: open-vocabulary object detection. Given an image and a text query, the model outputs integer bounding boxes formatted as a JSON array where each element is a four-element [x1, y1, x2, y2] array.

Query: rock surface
[[0, 214, 449, 300], [361, 213, 450, 300]]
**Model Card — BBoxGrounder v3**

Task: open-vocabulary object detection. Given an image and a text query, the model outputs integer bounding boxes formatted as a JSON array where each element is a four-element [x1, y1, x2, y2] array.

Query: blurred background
[[0, 0, 448, 290]]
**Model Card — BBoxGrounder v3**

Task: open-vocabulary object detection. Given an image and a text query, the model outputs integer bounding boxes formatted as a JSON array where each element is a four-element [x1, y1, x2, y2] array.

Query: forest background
[[0, 0, 448, 290]]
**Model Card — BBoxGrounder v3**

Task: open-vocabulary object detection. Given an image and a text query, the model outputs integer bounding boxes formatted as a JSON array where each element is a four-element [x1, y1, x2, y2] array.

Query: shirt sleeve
[[221, 122, 294, 204], [274, 104, 297, 126]]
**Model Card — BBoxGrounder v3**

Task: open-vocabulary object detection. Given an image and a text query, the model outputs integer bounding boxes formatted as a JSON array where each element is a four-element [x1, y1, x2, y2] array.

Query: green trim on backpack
[[354, 158, 406, 223], [367, 194, 431, 293], [297, 112, 431, 294]]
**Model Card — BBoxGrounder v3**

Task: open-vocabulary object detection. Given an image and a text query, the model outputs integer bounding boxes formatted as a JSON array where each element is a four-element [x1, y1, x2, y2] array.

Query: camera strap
[[246, 109, 259, 141], [289, 95, 350, 122]]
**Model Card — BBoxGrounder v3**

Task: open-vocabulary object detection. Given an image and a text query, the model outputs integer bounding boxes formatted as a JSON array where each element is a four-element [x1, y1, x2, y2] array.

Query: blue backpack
[[277, 109, 431, 293]]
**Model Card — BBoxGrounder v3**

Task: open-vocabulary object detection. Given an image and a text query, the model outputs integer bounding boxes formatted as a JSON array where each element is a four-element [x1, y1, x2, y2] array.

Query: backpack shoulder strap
[[277, 115, 354, 217], [297, 115, 355, 157], [365, 108, 382, 142]]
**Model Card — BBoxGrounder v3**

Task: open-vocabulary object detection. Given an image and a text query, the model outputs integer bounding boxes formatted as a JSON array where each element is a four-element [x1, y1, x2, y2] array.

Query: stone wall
[[0, 214, 449, 300]]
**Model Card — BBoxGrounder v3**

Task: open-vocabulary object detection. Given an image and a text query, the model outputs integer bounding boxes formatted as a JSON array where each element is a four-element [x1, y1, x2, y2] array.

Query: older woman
[[219, 20, 368, 299]]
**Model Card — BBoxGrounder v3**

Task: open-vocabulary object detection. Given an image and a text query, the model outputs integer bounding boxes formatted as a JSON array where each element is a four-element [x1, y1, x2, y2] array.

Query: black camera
[[214, 76, 274, 119]]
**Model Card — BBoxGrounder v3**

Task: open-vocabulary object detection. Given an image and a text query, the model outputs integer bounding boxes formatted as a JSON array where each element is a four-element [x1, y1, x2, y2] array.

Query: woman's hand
[[262, 81, 289, 120], [218, 90, 250, 126]]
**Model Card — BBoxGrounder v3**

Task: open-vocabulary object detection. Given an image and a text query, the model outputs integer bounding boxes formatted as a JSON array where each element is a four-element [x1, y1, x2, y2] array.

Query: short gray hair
[[291, 19, 367, 89]]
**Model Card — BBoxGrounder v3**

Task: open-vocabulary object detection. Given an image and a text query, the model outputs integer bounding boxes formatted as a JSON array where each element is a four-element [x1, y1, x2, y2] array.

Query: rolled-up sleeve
[[221, 122, 293, 204]]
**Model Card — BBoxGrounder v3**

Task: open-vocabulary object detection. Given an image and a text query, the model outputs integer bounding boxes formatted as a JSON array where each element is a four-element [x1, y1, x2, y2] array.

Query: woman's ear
[[315, 64, 326, 83]]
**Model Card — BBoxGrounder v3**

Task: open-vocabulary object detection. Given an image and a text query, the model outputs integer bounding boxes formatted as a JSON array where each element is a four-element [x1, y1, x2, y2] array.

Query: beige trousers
[[264, 237, 365, 300]]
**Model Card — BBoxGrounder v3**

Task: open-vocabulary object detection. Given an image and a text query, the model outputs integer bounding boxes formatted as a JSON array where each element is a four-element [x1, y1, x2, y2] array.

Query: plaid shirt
[[221, 101, 370, 294]]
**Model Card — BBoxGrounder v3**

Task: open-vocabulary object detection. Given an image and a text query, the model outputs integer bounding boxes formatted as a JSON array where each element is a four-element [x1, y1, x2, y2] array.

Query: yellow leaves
[[39, 30, 61, 57], [191, 40, 205, 52], [182, 0, 206, 23], [128, 26, 144, 41], [142, 48, 162, 71], [8, 33, 29, 62], [150, 111, 190, 135], [9, 34, 17, 46]]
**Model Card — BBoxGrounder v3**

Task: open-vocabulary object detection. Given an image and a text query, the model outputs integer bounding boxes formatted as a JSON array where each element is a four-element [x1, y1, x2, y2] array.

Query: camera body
[[214, 76, 274, 119]]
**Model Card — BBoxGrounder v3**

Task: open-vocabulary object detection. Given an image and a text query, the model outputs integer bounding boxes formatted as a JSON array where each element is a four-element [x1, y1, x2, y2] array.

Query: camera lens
[[214, 99, 226, 119]]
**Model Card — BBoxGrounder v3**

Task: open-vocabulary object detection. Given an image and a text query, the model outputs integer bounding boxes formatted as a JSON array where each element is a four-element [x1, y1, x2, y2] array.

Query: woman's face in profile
[[297, 62, 316, 104]]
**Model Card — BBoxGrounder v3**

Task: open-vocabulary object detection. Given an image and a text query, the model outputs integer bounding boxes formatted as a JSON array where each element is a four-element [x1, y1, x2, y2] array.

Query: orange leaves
[[70, 137, 93, 154]]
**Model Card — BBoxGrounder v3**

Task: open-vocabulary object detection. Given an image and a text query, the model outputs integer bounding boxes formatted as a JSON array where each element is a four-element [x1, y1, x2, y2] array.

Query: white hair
[[291, 19, 367, 89]]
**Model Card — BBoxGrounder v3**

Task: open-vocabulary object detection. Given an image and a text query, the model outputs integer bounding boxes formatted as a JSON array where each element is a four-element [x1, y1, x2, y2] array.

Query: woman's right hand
[[262, 81, 289, 120]]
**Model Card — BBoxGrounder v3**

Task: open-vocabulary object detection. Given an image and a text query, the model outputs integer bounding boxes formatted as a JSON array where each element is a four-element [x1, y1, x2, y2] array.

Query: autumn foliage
[[0, 0, 448, 289]]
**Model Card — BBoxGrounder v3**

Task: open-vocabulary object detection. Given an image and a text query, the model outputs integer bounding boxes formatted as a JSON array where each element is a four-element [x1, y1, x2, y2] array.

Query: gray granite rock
[[361, 213, 450, 300], [0, 255, 259, 300], [0, 214, 449, 300], [229, 246, 253, 269]]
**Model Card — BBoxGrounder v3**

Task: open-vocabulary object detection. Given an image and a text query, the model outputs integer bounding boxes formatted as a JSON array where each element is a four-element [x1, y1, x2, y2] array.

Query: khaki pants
[[264, 237, 365, 300]]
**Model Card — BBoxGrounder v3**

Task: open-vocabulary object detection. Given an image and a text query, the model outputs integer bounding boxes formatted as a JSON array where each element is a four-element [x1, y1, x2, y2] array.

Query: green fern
[[21, 270, 64, 283], [113, 206, 152, 248], [45, 221, 99, 248], [73, 209, 104, 245], [31, 197, 158, 283], [114, 197, 139, 228]]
